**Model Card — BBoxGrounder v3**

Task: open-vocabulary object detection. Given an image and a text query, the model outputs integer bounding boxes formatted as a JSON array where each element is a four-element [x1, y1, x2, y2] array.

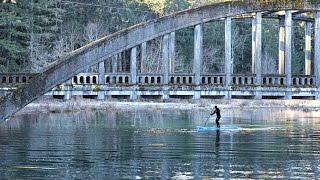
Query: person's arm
[[210, 109, 216, 116]]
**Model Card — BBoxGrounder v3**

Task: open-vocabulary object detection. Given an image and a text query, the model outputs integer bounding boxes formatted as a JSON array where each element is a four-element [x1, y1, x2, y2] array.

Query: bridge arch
[[0, 1, 319, 123]]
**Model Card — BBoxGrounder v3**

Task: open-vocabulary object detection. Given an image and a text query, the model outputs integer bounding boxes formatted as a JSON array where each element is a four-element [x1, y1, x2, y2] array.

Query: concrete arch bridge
[[0, 0, 320, 123]]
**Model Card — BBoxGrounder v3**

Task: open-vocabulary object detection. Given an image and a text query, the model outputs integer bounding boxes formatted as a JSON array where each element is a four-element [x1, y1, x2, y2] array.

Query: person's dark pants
[[216, 116, 221, 128]]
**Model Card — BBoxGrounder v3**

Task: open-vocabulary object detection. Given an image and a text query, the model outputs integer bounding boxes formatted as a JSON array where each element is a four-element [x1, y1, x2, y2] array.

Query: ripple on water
[[1, 109, 320, 179]]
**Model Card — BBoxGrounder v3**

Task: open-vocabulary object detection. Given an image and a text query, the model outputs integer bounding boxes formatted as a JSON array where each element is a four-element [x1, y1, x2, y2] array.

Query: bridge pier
[[194, 24, 203, 100], [163, 34, 170, 85], [279, 16, 285, 75], [315, 11, 320, 99], [141, 42, 147, 73], [112, 55, 118, 73], [225, 17, 232, 100], [255, 12, 262, 100], [285, 11, 292, 99], [305, 22, 312, 76], [97, 61, 105, 100], [130, 47, 138, 100], [64, 80, 72, 100], [162, 86, 170, 100], [252, 16, 256, 74], [162, 34, 170, 100], [169, 32, 175, 74]]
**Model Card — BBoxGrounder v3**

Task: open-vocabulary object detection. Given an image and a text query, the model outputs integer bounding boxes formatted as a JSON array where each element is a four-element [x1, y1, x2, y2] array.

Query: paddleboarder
[[210, 106, 221, 128]]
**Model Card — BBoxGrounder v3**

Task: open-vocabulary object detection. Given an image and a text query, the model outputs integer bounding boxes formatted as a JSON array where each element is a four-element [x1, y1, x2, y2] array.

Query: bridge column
[[169, 32, 175, 74], [112, 55, 118, 73], [315, 11, 320, 99], [279, 17, 285, 75], [130, 47, 138, 100], [141, 42, 147, 73], [225, 17, 232, 99], [162, 34, 170, 100], [305, 22, 312, 76], [97, 61, 105, 100], [255, 12, 262, 100], [194, 24, 203, 100], [252, 15, 256, 74], [285, 11, 292, 99], [64, 79, 72, 100]]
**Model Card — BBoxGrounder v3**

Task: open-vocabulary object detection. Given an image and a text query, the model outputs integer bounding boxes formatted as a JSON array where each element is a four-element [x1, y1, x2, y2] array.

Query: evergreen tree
[[0, 1, 28, 72], [0, 0, 63, 72], [26, 0, 63, 71]]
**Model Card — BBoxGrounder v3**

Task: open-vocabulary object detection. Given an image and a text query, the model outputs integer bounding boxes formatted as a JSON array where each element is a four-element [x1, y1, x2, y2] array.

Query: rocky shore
[[17, 96, 320, 115]]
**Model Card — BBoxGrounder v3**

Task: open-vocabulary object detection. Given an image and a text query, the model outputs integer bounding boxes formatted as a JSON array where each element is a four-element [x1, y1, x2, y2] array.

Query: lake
[[0, 107, 320, 179]]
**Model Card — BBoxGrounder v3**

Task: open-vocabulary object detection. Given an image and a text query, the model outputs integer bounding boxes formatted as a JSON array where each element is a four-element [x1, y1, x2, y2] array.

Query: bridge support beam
[[162, 34, 170, 100], [305, 22, 312, 76], [252, 16, 256, 74], [97, 61, 105, 100], [225, 17, 232, 99], [285, 11, 292, 99], [162, 34, 170, 85], [141, 42, 147, 73], [64, 80, 72, 100], [130, 47, 138, 100], [315, 11, 320, 99], [169, 32, 175, 74], [131, 47, 137, 84], [255, 12, 262, 100], [194, 24, 203, 100], [112, 55, 118, 73], [279, 17, 285, 75]]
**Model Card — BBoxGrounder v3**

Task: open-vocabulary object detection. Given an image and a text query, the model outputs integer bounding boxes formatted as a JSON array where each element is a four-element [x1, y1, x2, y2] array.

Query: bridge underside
[[0, 0, 320, 123]]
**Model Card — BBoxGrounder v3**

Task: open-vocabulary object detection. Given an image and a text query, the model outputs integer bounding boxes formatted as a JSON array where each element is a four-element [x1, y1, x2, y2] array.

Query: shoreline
[[17, 96, 320, 115]]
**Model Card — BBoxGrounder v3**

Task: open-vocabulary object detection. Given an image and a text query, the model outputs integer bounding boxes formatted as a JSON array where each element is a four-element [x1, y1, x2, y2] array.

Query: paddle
[[204, 115, 212, 125]]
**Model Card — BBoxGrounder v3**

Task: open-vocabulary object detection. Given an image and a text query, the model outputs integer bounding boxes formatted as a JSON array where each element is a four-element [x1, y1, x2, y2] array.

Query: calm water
[[1, 107, 320, 179]]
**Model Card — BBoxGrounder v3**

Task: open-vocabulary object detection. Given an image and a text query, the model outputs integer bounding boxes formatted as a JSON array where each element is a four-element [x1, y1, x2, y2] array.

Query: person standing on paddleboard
[[210, 106, 221, 128]]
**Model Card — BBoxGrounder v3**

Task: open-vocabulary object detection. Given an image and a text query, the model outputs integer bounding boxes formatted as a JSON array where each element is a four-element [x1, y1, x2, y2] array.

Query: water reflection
[[0, 108, 320, 179], [216, 130, 220, 148]]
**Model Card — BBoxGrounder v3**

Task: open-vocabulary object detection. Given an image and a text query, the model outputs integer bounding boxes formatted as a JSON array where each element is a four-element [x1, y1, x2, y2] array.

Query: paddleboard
[[196, 125, 239, 131]]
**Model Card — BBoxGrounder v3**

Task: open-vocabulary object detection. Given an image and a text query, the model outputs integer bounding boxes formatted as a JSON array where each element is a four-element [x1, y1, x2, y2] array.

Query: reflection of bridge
[[0, 1, 320, 122]]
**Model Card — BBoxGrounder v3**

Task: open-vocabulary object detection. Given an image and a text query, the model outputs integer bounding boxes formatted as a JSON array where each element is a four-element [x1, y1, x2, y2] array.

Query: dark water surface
[[1, 108, 320, 179]]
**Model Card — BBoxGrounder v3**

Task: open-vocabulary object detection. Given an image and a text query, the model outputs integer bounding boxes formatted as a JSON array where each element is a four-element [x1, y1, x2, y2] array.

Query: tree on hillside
[[26, 0, 64, 71], [0, 1, 28, 72], [0, 0, 63, 72]]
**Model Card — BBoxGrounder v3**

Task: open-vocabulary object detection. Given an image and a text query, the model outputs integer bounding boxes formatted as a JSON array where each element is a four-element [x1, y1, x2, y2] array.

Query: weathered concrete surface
[[0, 1, 319, 123], [315, 11, 320, 99], [225, 17, 232, 100]]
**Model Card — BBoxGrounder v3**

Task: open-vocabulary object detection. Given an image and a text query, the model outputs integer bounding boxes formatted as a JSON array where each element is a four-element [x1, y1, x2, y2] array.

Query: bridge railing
[[0, 73, 314, 87], [0, 73, 37, 86], [106, 73, 131, 84], [201, 74, 225, 85], [292, 75, 316, 87], [72, 73, 99, 84], [232, 75, 256, 85], [170, 73, 194, 85], [138, 74, 162, 84], [262, 74, 287, 86], [69, 73, 316, 87]]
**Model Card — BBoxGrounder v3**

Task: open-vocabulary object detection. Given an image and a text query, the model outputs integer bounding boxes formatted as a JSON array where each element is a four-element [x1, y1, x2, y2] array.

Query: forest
[[0, 0, 311, 75]]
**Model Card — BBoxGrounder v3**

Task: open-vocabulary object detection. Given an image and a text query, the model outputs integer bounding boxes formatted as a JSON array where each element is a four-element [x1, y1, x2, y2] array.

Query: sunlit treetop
[[136, 0, 228, 14], [136, 0, 167, 14], [2, 0, 16, 3], [137, 0, 307, 15], [186, 0, 311, 8]]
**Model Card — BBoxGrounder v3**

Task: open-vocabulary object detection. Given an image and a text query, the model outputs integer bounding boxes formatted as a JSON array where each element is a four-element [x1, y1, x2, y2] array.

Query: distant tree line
[[0, 0, 309, 75]]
